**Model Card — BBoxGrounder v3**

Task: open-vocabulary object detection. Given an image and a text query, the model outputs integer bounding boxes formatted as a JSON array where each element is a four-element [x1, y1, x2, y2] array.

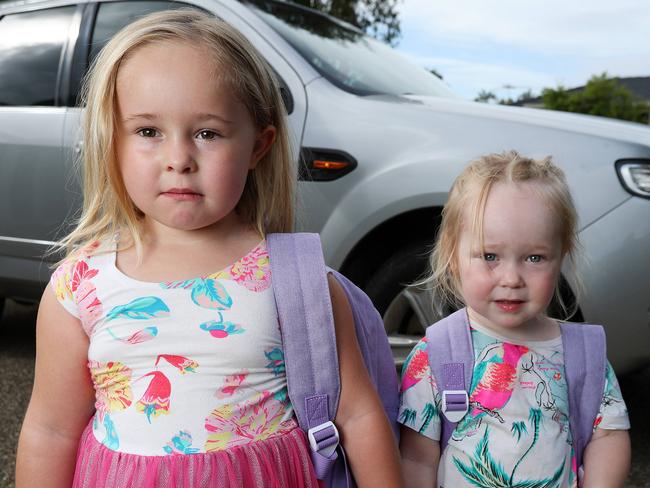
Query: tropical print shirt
[[51, 239, 296, 455], [399, 321, 629, 488]]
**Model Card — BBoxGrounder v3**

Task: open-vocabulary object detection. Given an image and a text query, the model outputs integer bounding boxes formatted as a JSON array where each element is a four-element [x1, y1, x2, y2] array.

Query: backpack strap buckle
[[442, 389, 469, 422], [307, 421, 339, 459]]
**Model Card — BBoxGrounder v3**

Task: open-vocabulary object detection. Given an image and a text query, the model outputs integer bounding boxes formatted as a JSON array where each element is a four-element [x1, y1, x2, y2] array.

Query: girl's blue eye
[[197, 130, 218, 140], [527, 255, 543, 263], [137, 128, 157, 138], [483, 253, 497, 262]]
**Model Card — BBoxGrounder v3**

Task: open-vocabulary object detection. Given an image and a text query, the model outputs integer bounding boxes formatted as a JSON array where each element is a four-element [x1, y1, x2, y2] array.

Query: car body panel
[[578, 195, 650, 372]]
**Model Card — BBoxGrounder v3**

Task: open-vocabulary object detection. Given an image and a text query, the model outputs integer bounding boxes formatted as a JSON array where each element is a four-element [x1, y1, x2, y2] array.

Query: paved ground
[[1, 299, 649, 486]]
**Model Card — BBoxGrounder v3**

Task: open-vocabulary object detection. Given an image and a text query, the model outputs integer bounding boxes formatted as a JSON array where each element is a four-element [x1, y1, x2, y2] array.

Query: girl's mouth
[[495, 300, 524, 313], [162, 188, 202, 201]]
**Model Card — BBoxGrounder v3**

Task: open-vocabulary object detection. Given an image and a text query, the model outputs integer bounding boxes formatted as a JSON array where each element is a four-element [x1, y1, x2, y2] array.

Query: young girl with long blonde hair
[[16, 10, 401, 487]]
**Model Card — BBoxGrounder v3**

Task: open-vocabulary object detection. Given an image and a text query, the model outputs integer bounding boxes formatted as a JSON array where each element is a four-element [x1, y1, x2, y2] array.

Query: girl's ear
[[249, 125, 276, 169]]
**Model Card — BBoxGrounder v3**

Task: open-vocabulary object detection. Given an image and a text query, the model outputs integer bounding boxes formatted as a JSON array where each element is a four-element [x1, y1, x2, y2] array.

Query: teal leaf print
[[419, 402, 438, 434], [511, 421, 528, 442], [101, 414, 119, 450], [191, 279, 232, 310], [265, 348, 285, 376], [453, 427, 511, 487], [199, 314, 245, 339], [163, 430, 199, 455], [453, 425, 564, 488], [274, 387, 288, 403], [399, 408, 417, 426], [510, 408, 544, 485], [106, 297, 170, 321]]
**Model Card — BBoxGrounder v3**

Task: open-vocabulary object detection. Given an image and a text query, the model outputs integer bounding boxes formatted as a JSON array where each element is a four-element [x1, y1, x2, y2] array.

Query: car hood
[[402, 94, 650, 146]]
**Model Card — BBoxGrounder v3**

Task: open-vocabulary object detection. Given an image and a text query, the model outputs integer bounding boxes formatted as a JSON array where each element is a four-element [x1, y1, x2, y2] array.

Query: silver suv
[[1, 0, 649, 373]]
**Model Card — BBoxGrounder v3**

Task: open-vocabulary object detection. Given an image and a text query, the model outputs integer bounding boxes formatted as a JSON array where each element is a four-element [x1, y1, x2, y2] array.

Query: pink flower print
[[199, 312, 245, 339], [136, 371, 171, 423], [53, 261, 102, 335], [51, 243, 101, 303], [209, 244, 270, 292], [107, 326, 158, 344], [155, 354, 199, 374], [401, 339, 428, 392], [90, 361, 133, 422], [70, 260, 98, 293], [204, 390, 293, 451], [74, 280, 103, 332], [51, 260, 75, 302], [215, 371, 249, 399]]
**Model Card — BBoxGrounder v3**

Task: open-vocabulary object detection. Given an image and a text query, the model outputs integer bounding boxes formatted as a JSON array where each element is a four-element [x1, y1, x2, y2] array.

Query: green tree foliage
[[474, 89, 497, 103], [542, 73, 649, 124], [500, 89, 533, 107], [293, 0, 401, 45], [474, 89, 533, 106]]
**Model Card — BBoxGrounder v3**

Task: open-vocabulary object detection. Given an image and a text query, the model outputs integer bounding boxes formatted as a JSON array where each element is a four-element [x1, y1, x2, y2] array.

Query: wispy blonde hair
[[428, 150, 583, 319], [58, 9, 294, 259]]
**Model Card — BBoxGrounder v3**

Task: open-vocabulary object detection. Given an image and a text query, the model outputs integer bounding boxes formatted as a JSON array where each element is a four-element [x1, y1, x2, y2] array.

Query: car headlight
[[616, 159, 650, 199]]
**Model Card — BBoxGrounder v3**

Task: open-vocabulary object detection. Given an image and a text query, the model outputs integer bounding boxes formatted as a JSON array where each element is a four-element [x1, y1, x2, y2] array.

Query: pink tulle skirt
[[72, 421, 320, 488]]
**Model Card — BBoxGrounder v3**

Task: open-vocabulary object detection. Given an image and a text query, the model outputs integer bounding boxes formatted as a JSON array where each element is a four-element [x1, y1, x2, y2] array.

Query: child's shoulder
[[50, 240, 111, 303]]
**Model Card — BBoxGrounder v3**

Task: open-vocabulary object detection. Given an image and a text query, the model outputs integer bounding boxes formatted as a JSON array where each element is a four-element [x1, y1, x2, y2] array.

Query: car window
[[0, 6, 76, 106], [89, 1, 197, 64], [244, 0, 457, 98]]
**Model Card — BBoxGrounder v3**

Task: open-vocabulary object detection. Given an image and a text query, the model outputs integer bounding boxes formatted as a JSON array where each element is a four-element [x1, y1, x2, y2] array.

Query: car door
[[0, 5, 83, 295]]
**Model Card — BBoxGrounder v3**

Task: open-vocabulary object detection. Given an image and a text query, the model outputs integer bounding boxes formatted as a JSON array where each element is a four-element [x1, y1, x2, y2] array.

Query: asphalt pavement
[[1, 299, 648, 487]]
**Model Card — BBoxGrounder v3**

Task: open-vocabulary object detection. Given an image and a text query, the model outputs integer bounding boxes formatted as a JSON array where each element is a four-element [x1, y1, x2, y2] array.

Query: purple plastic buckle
[[442, 390, 469, 422], [308, 421, 339, 458]]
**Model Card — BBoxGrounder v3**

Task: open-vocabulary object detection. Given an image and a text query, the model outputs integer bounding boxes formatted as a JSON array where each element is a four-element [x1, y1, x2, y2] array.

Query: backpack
[[425, 308, 606, 479], [266, 233, 400, 487]]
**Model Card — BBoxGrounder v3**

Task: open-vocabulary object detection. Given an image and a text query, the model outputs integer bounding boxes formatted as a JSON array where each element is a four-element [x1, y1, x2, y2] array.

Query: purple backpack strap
[[425, 308, 474, 451], [559, 323, 606, 475], [266, 233, 343, 481]]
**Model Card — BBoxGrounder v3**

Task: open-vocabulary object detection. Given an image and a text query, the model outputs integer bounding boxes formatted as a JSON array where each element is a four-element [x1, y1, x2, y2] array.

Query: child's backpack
[[426, 308, 606, 479], [267, 233, 400, 487]]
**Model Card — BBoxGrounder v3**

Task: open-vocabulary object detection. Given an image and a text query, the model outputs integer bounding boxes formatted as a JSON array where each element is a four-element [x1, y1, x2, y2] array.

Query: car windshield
[[244, 0, 457, 98]]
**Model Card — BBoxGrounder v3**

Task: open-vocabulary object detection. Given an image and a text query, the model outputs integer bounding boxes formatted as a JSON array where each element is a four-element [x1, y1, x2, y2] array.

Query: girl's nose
[[500, 262, 524, 288], [165, 139, 198, 173]]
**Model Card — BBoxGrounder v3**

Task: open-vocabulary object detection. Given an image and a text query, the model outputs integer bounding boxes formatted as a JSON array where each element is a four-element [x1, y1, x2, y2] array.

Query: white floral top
[[398, 321, 630, 488], [51, 240, 296, 455]]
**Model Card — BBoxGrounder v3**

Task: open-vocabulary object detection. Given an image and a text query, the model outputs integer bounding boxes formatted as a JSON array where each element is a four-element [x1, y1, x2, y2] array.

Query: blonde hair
[[58, 9, 294, 258], [428, 150, 583, 319]]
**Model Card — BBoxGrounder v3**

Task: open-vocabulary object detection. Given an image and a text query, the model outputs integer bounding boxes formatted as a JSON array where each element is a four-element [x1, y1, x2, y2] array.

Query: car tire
[[364, 242, 430, 315], [363, 242, 436, 367]]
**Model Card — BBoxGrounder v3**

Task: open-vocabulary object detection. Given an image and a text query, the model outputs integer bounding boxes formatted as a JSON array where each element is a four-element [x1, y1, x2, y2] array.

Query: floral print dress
[[51, 239, 304, 461], [399, 320, 630, 488]]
